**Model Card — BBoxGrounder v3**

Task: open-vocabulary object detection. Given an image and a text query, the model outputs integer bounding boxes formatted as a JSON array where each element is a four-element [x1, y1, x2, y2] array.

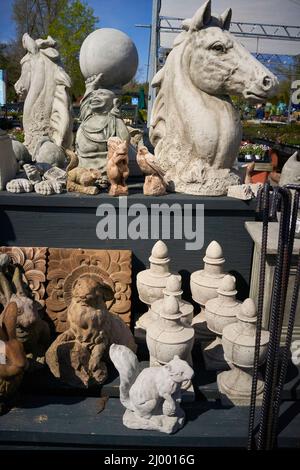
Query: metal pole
[[147, 0, 161, 127]]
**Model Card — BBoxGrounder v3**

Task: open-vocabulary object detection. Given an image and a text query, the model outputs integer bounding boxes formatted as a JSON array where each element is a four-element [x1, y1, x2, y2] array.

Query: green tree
[[12, 0, 66, 40], [49, 0, 98, 98]]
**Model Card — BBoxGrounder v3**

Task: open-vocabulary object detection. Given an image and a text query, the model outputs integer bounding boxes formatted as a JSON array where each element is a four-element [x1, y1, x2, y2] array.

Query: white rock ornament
[[204, 274, 241, 369], [217, 298, 269, 405], [110, 344, 194, 434], [135, 241, 174, 331], [149, 0, 278, 195], [146, 296, 195, 368]]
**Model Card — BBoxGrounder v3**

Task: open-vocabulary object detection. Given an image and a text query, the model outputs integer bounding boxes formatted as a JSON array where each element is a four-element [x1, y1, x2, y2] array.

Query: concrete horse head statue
[[15, 33, 73, 167], [149, 0, 278, 195]]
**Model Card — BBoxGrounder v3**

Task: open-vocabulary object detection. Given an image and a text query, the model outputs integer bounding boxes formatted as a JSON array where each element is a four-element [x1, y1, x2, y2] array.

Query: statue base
[[217, 367, 264, 406], [166, 168, 241, 196], [123, 408, 185, 434]]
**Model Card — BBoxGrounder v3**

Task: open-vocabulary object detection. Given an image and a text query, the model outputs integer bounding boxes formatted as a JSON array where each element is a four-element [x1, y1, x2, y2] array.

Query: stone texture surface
[[149, 0, 278, 195], [45, 276, 136, 388], [109, 344, 193, 434], [46, 248, 132, 333]]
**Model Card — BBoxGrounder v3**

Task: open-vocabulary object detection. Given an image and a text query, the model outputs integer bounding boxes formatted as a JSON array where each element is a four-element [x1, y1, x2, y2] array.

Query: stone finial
[[164, 275, 182, 296], [190, 240, 226, 316], [135, 241, 174, 331], [238, 298, 257, 323], [203, 273, 240, 369], [161, 295, 181, 320], [217, 274, 237, 296], [150, 240, 169, 263], [204, 240, 225, 265]]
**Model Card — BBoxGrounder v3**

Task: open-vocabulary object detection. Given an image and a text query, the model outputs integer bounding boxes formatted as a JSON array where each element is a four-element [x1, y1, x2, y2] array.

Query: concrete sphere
[[79, 28, 139, 87]]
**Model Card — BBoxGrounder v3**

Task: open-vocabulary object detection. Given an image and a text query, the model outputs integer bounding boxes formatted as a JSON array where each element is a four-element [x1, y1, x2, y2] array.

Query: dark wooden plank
[[0, 395, 299, 448]]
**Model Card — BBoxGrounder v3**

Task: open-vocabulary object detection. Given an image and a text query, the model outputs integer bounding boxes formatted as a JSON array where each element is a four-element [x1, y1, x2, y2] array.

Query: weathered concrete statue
[[75, 74, 130, 172], [46, 272, 136, 388], [15, 33, 73, 167], [149, 0, 278, 195], [110, 344, 194, 434]]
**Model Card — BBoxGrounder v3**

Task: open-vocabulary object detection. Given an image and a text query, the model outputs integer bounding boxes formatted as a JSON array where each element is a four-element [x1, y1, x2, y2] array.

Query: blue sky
[[0, 0, 152, 81]]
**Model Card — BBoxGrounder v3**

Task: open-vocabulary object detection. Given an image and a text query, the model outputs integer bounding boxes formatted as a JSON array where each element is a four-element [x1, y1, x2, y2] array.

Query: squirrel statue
[[109, 344, 194, 434]]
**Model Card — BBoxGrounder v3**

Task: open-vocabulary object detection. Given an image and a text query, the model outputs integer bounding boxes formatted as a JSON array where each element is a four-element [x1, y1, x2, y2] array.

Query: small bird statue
[[136, 145, 167, 196], [0, 301, 27, 414]]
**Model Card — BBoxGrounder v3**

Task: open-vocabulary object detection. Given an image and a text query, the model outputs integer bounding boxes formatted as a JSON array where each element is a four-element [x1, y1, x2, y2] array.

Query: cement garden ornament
[[76, 28, 138, 172], [146, 296, 195, 368], [204, 274, 241, 369], [149, 0, 278, 195], [46, 271, 136, 388], [66, 149, 106, 195], [136, 241, 174, 331], [139, 274, 194, 332], [14, 33, 73, 167], [217, 298, 269, 405], [110, 344, 194, 434], [191, 240, 226, 312]]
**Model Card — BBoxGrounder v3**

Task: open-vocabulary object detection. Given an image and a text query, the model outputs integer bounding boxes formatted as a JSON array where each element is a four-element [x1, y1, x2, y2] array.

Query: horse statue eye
[[212, 43, 226, 53]]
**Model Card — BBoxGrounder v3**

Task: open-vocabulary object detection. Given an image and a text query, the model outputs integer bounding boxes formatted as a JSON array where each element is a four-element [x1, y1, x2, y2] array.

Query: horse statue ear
[[221, 8, 232, 31], [189, 0, 212, 31], [22, 33, 38, 54]]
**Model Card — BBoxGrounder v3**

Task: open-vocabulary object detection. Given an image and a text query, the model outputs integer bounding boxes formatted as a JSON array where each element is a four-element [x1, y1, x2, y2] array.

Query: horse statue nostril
[[263, 76, 272, 89]]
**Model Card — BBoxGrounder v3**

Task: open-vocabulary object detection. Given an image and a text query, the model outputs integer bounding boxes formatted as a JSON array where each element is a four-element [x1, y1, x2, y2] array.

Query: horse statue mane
[[15, 33, 73, 162], [149, 0, 278, 195]]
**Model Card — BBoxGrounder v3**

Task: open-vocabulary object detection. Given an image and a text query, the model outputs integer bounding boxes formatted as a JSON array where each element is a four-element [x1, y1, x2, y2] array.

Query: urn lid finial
[[161, 295, 182, 320], [149, 240, 170, 264], [238, 298, 257, 323], [217, 274, 237, 296], [163, 274, 182, 296], [203, 240, 225, 265]]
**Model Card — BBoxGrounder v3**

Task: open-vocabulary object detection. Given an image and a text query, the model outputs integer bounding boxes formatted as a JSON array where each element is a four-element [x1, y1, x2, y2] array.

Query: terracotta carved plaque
[[0, 246, 47, 307], [46, 248, 132, 332]]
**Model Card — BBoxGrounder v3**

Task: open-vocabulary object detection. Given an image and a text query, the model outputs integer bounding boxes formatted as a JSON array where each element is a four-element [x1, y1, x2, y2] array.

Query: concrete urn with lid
[[217, 298, 269, 405], [139, 274, 194, 332], [146, 296, 195, 367], [190, 241, 226, 307], [136, 241, 175, 330], [204, 275, 241, 368]]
